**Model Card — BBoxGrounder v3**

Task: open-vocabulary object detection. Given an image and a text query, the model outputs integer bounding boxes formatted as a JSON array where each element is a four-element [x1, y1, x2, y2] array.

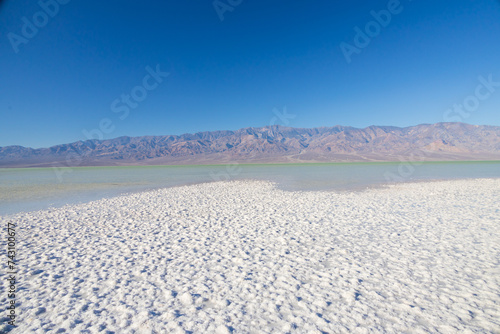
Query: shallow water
[[1, 161, 499, 215]]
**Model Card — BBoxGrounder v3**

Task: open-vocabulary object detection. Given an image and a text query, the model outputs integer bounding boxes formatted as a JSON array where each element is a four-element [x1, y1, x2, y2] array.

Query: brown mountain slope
[[1, 123, 499, 167]]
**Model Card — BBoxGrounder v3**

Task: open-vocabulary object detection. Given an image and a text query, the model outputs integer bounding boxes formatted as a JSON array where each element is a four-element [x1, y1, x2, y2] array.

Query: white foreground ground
[[1, 179, 499, 333]]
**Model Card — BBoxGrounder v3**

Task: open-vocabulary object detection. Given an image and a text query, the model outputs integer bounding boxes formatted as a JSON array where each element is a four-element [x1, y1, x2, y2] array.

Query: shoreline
[[2, 176, 500, 216], [1, 159, 500, 170], [2, 178, 499, 332], [2, 161, 500, 216]]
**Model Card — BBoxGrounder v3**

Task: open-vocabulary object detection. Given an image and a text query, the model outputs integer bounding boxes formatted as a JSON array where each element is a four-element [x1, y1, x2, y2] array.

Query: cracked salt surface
[[1, 179, 499, 333]]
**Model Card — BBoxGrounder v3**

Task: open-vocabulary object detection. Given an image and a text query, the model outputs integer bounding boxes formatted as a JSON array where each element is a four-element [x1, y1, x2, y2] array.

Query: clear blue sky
[[1, 0, 500, 148]]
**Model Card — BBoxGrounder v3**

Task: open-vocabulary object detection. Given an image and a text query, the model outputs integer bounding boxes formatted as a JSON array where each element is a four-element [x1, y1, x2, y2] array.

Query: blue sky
[[1, 0, 500, 148]]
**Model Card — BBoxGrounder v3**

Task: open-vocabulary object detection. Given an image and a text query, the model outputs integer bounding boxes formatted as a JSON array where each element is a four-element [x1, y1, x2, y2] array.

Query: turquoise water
[[1, 161, 499, 215]]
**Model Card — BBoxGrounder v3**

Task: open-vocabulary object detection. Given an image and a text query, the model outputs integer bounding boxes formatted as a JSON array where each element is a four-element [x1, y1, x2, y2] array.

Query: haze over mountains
[[1, 122, 499, 167]]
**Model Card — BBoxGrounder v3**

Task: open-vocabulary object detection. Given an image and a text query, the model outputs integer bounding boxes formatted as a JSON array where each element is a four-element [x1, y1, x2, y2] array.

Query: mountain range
[[1, 122, 499, 167]]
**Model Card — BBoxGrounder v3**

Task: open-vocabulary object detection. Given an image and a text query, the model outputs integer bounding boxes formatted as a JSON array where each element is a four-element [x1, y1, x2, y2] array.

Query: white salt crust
[[1, 179, 499, 333]]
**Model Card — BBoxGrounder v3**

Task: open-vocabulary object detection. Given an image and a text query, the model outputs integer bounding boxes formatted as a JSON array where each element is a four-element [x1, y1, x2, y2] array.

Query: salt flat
[[1, 179, 499, 333]]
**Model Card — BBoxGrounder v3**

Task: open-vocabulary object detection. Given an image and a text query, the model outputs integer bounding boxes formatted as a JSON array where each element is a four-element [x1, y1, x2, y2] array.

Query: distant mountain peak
[[1, 122, 499, 167]]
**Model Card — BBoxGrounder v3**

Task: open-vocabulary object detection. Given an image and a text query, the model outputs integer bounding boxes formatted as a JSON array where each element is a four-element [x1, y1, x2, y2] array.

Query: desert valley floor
[[1, 179, 499, 333]]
